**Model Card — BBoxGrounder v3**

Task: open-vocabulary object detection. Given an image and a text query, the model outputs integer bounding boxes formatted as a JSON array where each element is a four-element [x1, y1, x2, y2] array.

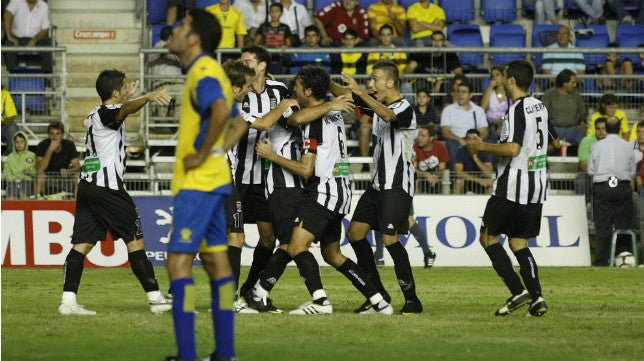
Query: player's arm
[[256, 138, 315, 178], [467, 135, 521, 157], [115, 81, 171, 122], [224, 114, 250, 151], [287, 96, 354, 126], [252, 98, 299, 131], [341, 73, 396, 122], [183, 98, 231, 171]]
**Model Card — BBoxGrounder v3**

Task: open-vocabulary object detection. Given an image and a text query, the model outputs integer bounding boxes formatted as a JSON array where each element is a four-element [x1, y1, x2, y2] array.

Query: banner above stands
[[1, 195, 590, 268]]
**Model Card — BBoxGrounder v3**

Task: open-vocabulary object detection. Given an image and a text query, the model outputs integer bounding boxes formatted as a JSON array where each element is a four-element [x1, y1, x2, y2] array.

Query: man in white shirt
[[234, 0, 270, 45], [2, 0, 52, 72], [278, 0, 313, 46]]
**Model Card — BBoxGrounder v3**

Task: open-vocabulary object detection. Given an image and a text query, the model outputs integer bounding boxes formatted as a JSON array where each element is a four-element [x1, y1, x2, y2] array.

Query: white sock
[[369, 293, 384, 306], [146, 290, 164, 302], [253, 283, 269, 299], [312, 289, 328, 304], [62, 291, 77, 305]]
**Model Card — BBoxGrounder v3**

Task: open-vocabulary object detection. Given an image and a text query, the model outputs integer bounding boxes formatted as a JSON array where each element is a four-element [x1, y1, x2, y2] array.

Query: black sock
[[336, 258, 378, 299], [485, 243, 524, 295], [240, 244, 273, 296], [293, 251, 323, 297], [258, 248, 292, 293], [63, 249, 85, 293], [514, 248, 542, 300], [350, 238, 387, 297], [227, 245, 242, 292], [386, 242, 418, 301], [129, 249, 160, 293]]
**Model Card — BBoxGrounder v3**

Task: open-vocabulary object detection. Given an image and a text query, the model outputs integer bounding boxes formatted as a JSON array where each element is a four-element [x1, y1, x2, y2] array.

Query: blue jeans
[[553, 125, 585, 146], [572, 0, 604, 20], [524, 0, 558, 23]]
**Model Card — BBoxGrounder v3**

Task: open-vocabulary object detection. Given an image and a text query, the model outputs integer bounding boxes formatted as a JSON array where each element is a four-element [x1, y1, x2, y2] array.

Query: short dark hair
[[96, 69, 126, 102], [506, 60, 534, 91], [606, 117, 621, 134], [13, 131, 27, 143], [598, 93, 618, 114], [638, 120, 644, 129], [419, 124, 437, 137], [466, 128, 481, 137], [222, 59, 255, 88], [457, 81, 473, 93], [160, 26, 174, 41], [241, 45, 272, 74], [555, 68, 576, 88], [188, 8, 222, 54], [595, 117, 608, 129], [47, 120, 65, 134], [305, 25, 320, 35], [416, 88, 430, 97], [379, 24, 394, 35], [343, 29, 358, 39], [372, 59, 399, 85], [431, 30, 445, 39], [269, 2, 283, 12], [296, 65, 330, 101]]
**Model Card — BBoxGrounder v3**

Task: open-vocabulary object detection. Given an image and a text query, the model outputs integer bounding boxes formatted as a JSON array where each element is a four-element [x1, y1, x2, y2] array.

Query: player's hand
[[466, 134, 482, 155], [182, 152, 206, 171], [255, 139, 273, 160], [282, 98, 299, 109], [330, 95, 354, 113], [340, 73, 360, 92], [148, 88, 172, 106], [123, 80, 140, 99]]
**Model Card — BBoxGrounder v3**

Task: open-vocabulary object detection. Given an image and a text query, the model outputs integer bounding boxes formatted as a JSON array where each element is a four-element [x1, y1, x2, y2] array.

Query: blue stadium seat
[[397, 0, 416, 10], [481, 0, 516, 22], [315, 0, 337, 13], [151, 24, 166, 47], [616, 24, 644, 69], [438, 0, 475, 23], [489, 24, 526, 65], [521, 0, 560, 18], [447, 24, 484, 69], [147, 0, 168, 24], [531, 24, 560, 67], [196, 0, 218, 8], [8, 76, 46, 112], [573, 24, 609, 68], [562, 0, 583, 19]]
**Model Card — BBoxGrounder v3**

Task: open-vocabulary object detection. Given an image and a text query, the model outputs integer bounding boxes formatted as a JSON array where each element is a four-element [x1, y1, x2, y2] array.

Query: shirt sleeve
[[195, 76, 224, 115], [97, 105, 121, 130]]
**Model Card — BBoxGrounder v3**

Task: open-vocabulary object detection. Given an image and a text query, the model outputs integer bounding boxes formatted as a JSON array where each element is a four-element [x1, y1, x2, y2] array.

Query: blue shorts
[[168, 190, 228, 254]]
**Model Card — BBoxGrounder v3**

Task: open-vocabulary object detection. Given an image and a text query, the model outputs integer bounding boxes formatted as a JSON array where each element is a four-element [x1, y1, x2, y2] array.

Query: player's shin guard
[[485, 243, 525, 295], [63, 249, 85, 293], [386, 242, 418, 301], [129, 249, 160, 292], [170, 278, 196, 361], [514, 248, 542, 300], [350, 238, 387, 295], [227, 245, 242, 292], [211, 275, 236, 358], [258, 248, 292, 293], [293, 251, 324, 297], [240, 244, 273, 295], [336, 259, 378, 298]]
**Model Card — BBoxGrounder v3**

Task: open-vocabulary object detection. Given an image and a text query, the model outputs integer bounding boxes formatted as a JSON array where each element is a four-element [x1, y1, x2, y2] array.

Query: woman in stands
[[481, 66, 510, 142]]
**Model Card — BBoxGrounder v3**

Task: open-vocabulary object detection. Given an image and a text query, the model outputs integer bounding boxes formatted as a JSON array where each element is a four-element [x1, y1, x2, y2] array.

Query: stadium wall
[[1, 195, 590, 268]]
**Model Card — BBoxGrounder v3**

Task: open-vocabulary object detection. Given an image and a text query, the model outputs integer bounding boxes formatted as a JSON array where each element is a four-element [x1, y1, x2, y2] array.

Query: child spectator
[[3, 131, 36, 199], [256, 2, 292, 73]]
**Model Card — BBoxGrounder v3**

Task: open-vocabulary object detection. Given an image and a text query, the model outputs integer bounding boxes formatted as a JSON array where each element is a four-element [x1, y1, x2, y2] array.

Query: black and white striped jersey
[[235, 79, 289, 185], [494, 96, 549, 205], [302, 110, 352, 215], [80, 104, 127, 191], [370, 98, 417, 195], [264, 108, 304, 196]]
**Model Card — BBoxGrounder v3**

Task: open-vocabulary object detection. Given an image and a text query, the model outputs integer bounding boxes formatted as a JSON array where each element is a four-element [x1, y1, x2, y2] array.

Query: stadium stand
[[438, 0, 475, 23], [489, 23, 526, 65], [481, 0, 517, 23], [446, 24, 484, 70], [196, 0, 219, 8], [521, 0, 561, 18], [147, 0, 168, 24], [615, 24, 644, 68], [531, 23, 561, 69], [573, 24, 609, 69], [314, 0, 336, 12]]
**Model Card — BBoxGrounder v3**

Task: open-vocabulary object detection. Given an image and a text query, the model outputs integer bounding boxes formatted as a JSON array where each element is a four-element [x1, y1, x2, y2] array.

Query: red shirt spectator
[[315, 0, 369, 46]]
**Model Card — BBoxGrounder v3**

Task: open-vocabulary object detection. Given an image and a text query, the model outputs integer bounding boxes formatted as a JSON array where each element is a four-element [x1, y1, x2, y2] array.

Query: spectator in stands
[[587, 93, 630, 140], [572, 0, 605, 24], [524, 0, 558, 24], [1, 88, 19, 154], [330, 29, 367, 74], [2, 0, 52, 73], [3, 131, 36, 199], [608, 0, 644, 24], [414, 124, 448, 194], [233, 0, 270, 45], [35, 120, 80, 198], [541, 26, 585, 78], [289, 25, 331, 74], [481, 66, 510, 142], [414, 88, 436, 126], [577, 117, 608, 205], [314, 0, 369, 47], [256, 2, 292, 74], [149, 26, 183, 118], [406, 0, 445, 47], [166, 0, 195, 24], [601, 44, 635, 90], [442, 74, 480, 109], [367, 25, 413, 102], [541, 69, 587, 147], [403, 31, 462, 96], [588, 117, 636, 266], [453, 129, 494, 195], [440, 80, 488, 170], [205, 0, 247, 59], [631, 120, 644, 176], [366, 0, 407, 47], [278, 0, 313, 47]]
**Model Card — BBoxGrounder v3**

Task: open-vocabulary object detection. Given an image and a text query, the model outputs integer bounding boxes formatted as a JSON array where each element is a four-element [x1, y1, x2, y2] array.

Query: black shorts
[[236, 183, 270, 223], [296, 199, 344, 245], [481, 196, 543, 239], [71, 181, 142, 244], [351, 187, 412, 236], [225, 185, 244, 233], [268, 187, 305, 244]]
